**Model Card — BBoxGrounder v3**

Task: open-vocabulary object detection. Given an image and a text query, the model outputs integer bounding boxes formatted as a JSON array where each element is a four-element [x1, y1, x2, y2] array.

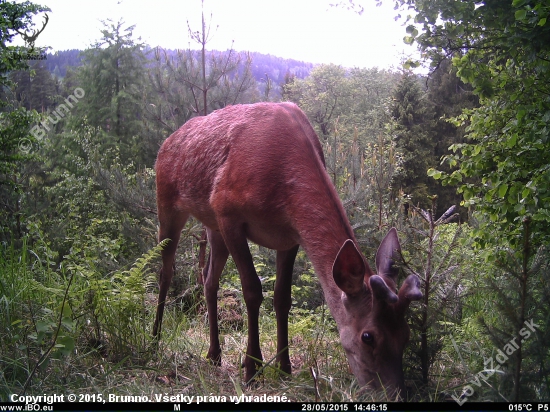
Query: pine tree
[[391, 72, 435, 210], [10, 61, 57, 112], [75, 19, 146, 167], [425, 59, 478, 220], [28, 61, 57, 111]]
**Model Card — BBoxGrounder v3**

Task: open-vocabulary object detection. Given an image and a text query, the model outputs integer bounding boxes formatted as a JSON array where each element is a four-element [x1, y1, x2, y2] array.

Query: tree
[[390, 62, 478, 218], [184, 4, 255, 116], [143, 9, 255, 163], [284, 64, 350, 137], [281, 70, 296, 101], [401, 202, 463, 388], [0, 0, 49, 240], [399, 0, 550, 248], [396, 0, 550, 401], [284, 64, 397, 177], [0, 0, 50, 87], [424, 59, 478, 219], [390, 71, 434, 210], [75, 19, 146, 166], [10, 60, 58, 111]]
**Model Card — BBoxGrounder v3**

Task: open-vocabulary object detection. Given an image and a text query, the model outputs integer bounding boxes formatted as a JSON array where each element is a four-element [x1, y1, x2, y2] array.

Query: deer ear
[[396, 274, 423, 317], [375, 227, 401, 285], [369, 275, 399, 303], [398, 274, 423, 301], [332, 239, 366, 296]]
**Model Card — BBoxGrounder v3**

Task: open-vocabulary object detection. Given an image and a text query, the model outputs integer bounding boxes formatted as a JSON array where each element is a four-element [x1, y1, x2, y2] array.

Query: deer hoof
[[206, 350, 221, 366]]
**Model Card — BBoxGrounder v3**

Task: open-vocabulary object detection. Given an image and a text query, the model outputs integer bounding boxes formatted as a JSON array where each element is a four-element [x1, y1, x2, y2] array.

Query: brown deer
[[153, 102, 422, 394]]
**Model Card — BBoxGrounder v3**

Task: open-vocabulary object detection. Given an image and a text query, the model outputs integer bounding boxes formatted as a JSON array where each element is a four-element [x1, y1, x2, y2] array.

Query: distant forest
[[44, 48, 315, 95]]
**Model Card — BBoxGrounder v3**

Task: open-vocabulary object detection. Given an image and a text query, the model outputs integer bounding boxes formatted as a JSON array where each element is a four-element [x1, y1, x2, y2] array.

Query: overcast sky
[[22, 0, 417, 69]]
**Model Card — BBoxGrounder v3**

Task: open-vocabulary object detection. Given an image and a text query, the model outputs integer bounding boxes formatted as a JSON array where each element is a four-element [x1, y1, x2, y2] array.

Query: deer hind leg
[[153, 211, 189, 339], [203, 228, 229, 366], [274, 245, 299, 376], [218, 223, 263, 384]]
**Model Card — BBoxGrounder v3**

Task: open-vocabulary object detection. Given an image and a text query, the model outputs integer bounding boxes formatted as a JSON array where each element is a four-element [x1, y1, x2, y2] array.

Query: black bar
[[0, 403, 548, 412]]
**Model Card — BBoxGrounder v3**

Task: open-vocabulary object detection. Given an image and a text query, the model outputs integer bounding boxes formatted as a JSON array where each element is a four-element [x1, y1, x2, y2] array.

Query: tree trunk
[[513, 217, 531, 402]]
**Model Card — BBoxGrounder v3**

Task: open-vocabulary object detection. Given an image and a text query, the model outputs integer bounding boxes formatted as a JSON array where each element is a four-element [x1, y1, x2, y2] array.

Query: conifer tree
[[0, 0, 49, 240], [390, 72, 435, 210], [10, 61, 57, 111], [75, 19, 146, 167], [425, 59, 478, 220]]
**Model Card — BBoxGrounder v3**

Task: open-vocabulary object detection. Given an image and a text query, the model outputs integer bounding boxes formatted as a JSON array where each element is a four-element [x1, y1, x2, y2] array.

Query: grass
[[0, 239, 369, 402], [135, 301, 383, 402], [0, 238, 522, 404]]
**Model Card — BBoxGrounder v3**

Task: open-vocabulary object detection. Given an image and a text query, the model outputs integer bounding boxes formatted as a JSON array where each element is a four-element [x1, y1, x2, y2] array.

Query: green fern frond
[[123, 239, 169, 278]]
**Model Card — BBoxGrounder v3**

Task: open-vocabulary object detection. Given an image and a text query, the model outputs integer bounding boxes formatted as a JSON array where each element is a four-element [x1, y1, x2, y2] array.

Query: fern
[[123, 238, 169, 279], [87, 239, 168, 360]]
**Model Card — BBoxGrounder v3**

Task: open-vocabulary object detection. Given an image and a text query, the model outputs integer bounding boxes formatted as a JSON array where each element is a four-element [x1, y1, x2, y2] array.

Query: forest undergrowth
[[0, 236, 398, 402], [3, 218, 547, 403]]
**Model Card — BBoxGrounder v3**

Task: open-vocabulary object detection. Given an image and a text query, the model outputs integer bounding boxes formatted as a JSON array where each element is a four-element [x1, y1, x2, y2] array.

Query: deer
[[153, 102, 422, 395]]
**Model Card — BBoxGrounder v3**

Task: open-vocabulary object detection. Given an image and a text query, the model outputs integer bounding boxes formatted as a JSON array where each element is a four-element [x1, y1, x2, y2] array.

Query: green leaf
[[36, 320, 51, 333], [427, 168, 442, 179], [538, 17, 547, 26], [406, 25, 419, 37], [516, 109, 526, 121], [533, 209, 550, 221], [499, 184, 508, 198], [61, 317, 75, 332], [56, 336, 75, 356], [515, 9, 527, 20], [403, 59, 420, 69]]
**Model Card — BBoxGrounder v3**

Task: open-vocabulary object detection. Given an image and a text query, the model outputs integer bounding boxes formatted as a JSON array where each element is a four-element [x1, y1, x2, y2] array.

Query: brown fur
[[153, 102, 422, 395]]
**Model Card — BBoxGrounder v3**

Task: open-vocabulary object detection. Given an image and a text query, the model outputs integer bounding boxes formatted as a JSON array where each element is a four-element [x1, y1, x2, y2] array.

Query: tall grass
[[3, 228, 543, 403], [0, 236, 393, 402], [0, 238, 166, 398], [0, 239, 63, 398]]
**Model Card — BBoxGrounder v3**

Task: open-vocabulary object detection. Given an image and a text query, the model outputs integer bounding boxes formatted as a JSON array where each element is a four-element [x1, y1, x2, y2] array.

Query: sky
[[21, 0, 418, 69]]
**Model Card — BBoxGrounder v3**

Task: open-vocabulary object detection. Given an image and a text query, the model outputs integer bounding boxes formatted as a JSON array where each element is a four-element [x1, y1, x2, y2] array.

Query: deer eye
[[361, 332, 374, 345]]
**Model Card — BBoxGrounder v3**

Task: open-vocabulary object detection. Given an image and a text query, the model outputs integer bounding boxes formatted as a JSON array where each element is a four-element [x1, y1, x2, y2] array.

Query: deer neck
[[291, 182, 360, 321]]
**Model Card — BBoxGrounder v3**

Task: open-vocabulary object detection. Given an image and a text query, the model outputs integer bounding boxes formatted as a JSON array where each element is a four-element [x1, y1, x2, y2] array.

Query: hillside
[[45, 48, 314, 88]]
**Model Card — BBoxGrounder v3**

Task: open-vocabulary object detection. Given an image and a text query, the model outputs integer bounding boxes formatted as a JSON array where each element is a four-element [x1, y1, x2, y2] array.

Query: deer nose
[[371, 367, 405, 398], [383, 375, 406, 400]]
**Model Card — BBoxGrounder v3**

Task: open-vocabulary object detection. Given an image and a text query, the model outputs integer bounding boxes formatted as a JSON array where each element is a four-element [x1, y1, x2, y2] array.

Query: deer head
[[332, 228, 422, 395]]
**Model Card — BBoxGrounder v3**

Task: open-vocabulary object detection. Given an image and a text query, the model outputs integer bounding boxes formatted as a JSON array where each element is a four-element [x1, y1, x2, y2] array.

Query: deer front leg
[[274, 245, 299, 376], [203, 229, 229, 365], [218, 223, 264, 384]]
